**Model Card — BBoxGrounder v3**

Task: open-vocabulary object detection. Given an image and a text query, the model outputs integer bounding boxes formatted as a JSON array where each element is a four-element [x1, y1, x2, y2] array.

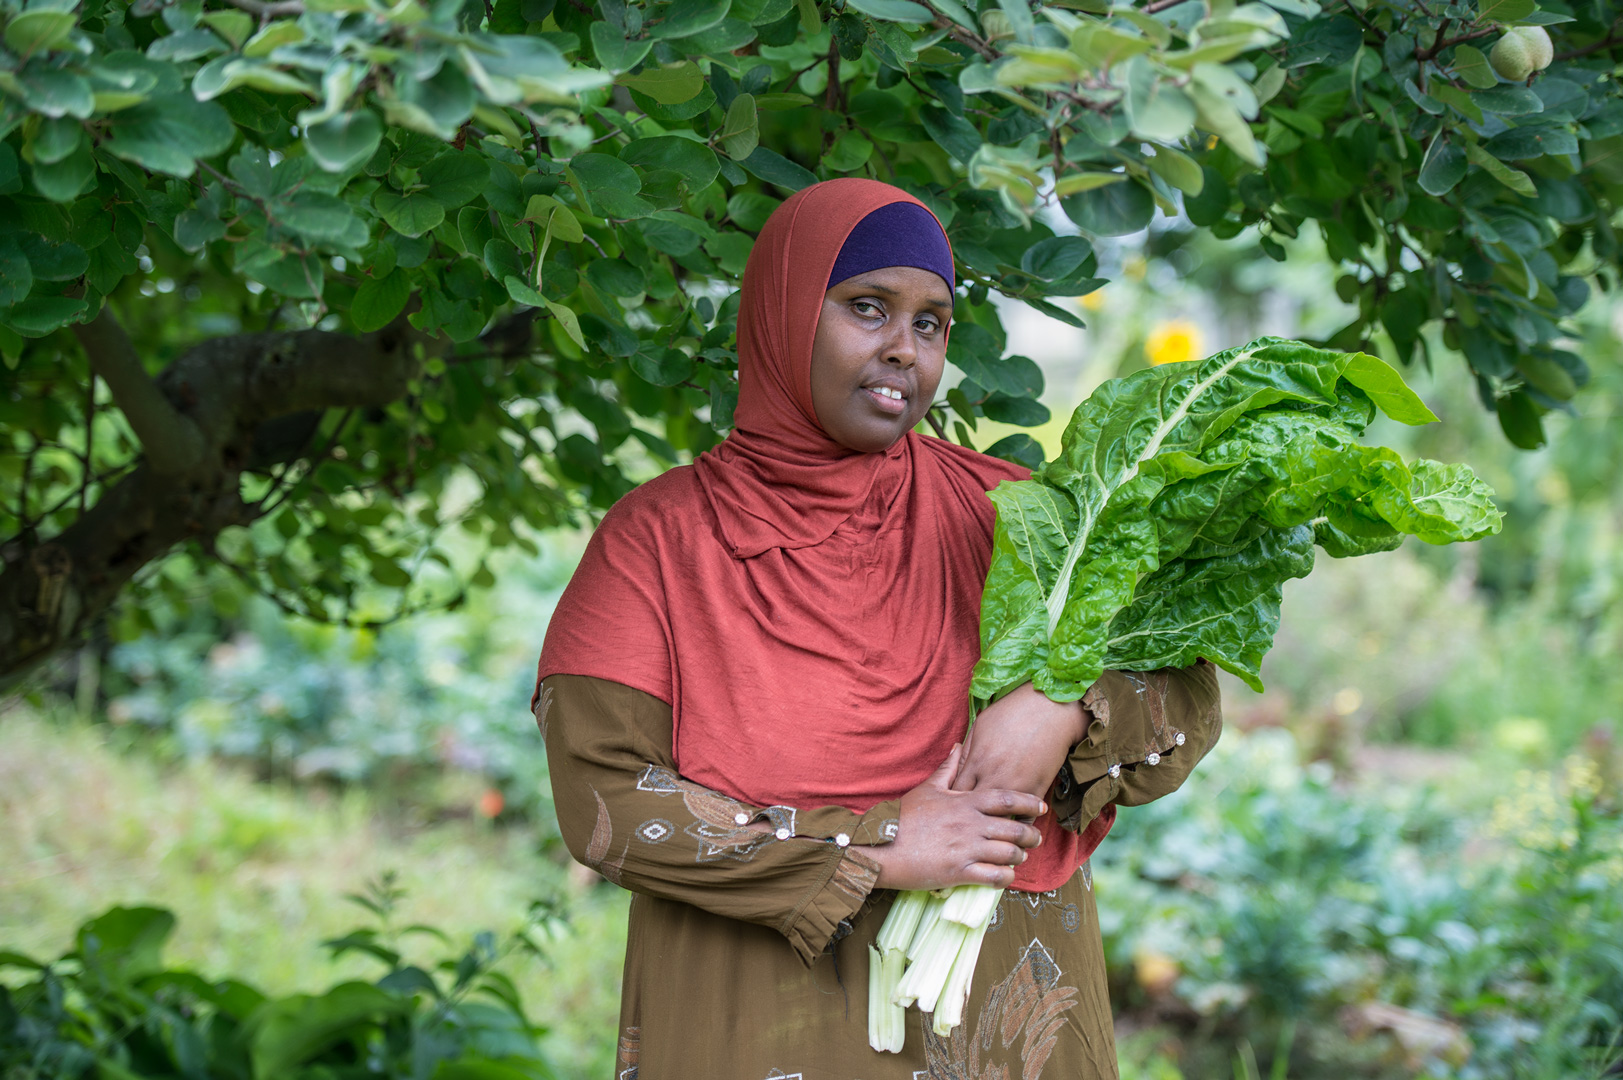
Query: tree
[[1, 0, 1619, 680]]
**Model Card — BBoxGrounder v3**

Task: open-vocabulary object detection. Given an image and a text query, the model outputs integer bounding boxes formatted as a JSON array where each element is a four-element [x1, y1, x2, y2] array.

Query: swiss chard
[[974, 337, 1501, 699]]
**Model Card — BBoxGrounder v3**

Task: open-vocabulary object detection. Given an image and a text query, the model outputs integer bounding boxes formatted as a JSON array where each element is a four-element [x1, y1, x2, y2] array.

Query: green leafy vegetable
[[974, 337, 1502, 700]]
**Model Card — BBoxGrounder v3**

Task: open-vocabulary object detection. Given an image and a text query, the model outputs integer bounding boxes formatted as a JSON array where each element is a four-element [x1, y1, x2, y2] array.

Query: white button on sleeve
[[775, 827, 791, 840], [734, 812, 750, 826], [834, 833, 850, 847], [1175, 732, 1187, 746], [1146, 752, 1161, 766], [1108, 763, 1121, 779]]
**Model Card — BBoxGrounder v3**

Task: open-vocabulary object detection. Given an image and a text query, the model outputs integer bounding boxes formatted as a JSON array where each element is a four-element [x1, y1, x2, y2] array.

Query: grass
[[0, 707, 629, 1079]]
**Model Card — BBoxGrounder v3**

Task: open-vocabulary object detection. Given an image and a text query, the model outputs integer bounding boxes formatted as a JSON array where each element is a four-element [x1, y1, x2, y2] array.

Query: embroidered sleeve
[[538, 673, 891, 966], [1048, 660, 1223, 833]]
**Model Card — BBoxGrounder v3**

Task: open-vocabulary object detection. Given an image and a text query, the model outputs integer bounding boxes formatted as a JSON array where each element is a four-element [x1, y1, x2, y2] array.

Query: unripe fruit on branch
[[1490, 26, 1554, 81]]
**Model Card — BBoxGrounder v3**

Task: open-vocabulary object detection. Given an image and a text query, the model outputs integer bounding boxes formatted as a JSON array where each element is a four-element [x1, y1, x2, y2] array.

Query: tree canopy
[[1, 0, 1619, 679]]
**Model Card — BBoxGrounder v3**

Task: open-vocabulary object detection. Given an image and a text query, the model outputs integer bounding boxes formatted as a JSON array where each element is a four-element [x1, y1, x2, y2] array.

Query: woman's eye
[[852, 300, 882, 317], [915, 317, 939, 333]]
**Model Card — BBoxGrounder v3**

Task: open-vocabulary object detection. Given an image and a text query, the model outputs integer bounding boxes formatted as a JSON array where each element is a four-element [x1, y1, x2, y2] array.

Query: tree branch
[[1554, 22, 1623, 61], [1, 324, 422, 686], [72, 307, 209, 478], [1415, 25, 1495, 61]]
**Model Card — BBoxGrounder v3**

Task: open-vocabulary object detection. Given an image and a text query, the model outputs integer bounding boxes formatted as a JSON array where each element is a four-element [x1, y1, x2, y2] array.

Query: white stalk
[[940, 882, 1002, 927], [896, 917, 968, 1013], [930, 917, 989, 1037], [877, 890, 930, 953], [904, 892, 946, 964], [868, 946, 908, 1053]]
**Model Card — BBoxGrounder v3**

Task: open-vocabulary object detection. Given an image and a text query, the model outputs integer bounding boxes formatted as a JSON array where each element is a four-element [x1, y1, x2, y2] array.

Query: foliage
[[972, 337, 1500, 702], [1096, 730, 1623, 1079], [108, 608, 559, 814], [2, 0, 1620, 676], [0, 881, 569, 1080]]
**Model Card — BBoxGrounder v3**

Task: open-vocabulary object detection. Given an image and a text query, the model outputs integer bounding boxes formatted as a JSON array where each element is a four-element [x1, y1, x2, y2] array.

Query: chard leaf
[[971, 337, 1502, 705]]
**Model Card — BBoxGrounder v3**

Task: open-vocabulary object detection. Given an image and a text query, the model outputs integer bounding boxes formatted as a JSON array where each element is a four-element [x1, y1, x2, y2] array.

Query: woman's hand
[[852, 745, 1045, 892], [951, 682, 1087, 800]]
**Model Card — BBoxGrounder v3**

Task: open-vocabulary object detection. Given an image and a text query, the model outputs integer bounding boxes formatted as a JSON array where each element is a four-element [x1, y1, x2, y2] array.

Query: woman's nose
[[883, 323, 918, 367]]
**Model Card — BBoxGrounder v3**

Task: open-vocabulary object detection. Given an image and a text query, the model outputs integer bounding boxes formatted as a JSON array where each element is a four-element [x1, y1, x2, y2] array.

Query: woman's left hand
[[951, 682, 1086, 801]]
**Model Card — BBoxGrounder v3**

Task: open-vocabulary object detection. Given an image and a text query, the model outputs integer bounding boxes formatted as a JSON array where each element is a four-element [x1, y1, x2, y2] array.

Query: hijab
[[536, 178, 1106, 891]]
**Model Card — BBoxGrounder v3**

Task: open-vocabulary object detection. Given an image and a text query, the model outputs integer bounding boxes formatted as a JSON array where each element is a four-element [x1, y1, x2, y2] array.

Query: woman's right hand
[[852, 745, 1045, 892]]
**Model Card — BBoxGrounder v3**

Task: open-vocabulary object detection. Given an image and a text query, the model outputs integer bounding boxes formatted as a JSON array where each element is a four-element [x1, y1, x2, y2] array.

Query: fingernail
[[1039, 802, 1048, 815]]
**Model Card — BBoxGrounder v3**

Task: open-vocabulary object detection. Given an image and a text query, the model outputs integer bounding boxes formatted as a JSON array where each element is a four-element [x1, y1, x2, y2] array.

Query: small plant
[[0, 876, 567, 1080]]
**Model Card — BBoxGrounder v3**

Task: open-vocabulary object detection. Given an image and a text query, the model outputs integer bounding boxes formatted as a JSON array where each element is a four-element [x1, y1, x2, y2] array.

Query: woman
[[534, 178, 1220, 1078]]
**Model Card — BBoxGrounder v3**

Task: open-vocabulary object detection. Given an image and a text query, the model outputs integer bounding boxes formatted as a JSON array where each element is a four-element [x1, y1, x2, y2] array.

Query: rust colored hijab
[[537, 178, 1102, 891]]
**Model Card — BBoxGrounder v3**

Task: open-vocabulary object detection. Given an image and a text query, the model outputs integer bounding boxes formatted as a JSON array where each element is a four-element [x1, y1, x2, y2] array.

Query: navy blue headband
[[825, 201, 955, 293]]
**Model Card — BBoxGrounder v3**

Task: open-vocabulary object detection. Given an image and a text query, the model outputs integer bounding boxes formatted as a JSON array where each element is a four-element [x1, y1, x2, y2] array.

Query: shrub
[[0, 881, 566, 1080]]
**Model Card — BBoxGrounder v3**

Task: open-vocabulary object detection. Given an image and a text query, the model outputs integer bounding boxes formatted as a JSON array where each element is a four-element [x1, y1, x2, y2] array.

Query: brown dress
[[539, 666, 1221, 1079]]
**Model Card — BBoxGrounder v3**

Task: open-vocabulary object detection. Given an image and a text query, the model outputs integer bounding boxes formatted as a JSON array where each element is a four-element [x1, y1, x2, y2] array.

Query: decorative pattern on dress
[[584, 788, 629, 885], [615, 1025, 639, 1080], [636, 764, 772, 863], [922, 938, 1081, 1080]]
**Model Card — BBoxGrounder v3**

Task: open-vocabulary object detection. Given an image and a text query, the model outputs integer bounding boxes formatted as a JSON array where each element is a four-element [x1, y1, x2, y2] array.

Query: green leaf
[[104, 94, 234, 178], [30, 141, 95, 202], [248, 982, 410, 1078], [719, 92, 759, 160], [1451, 44, 1498, 88], [631, 346, 697, 385], [5, 9, 77, 54], [20, 234, 87, 281], [20, 68, 95, 119], [797, 0, 822, 35], [1020, 235, 1093, 281], [920, 104, 982, 164], [1145, 145, 1204, 195], [0, 241, 33, 307], [1472, 85, 1543, 115], [1053, 171, 1125, 197], [591, 22, 654, 72], [1484, 125, 1577, 161], [570, 153, 653, 218], [1124, 57, 1197, 142], [1340, 352, 1438, 424], [846, 0, 933, 22], [32, 117, 83, 165], [279, 191, 361, 243], [822, 129, 872, 172], [1474, 0, 1534, 22], [1465, 140, 1537, 197], [651, 0, 732, 39], [1431, 84, 1482, 125], [923, 0, 977, 30], [1417, 131, 1467, 196], [617, 61, 705, 104], [1062, 179, 1154, 235], [243, 19, 304, 56], [76, 907, 175, 977], [739, 146, 819, 190], [542, 297, 586, 349], [419, 152, 489, 210], [374, 191, 445, 237], [5, 295, 88, 337], [304, 110, 383, 174], [201, 10, 253, 48], [620, 136, 720, 189]]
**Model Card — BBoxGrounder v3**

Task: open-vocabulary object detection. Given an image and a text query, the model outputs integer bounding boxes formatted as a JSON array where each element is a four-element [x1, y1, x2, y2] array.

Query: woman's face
[[809, 265, 952, 454]]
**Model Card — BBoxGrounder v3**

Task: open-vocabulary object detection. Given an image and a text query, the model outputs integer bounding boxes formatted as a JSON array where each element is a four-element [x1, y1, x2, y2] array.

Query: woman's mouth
[[863, 384, 909, 415]]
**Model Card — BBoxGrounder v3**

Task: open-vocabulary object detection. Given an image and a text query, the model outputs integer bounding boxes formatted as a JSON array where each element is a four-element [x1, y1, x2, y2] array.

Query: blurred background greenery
[[4, 216, 1621, 1080]]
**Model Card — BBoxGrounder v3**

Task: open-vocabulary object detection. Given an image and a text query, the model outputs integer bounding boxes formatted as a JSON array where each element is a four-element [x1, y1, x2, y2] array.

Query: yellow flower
[[1080, 287, 1108, 312], [1145, 320, 1203, 366]]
